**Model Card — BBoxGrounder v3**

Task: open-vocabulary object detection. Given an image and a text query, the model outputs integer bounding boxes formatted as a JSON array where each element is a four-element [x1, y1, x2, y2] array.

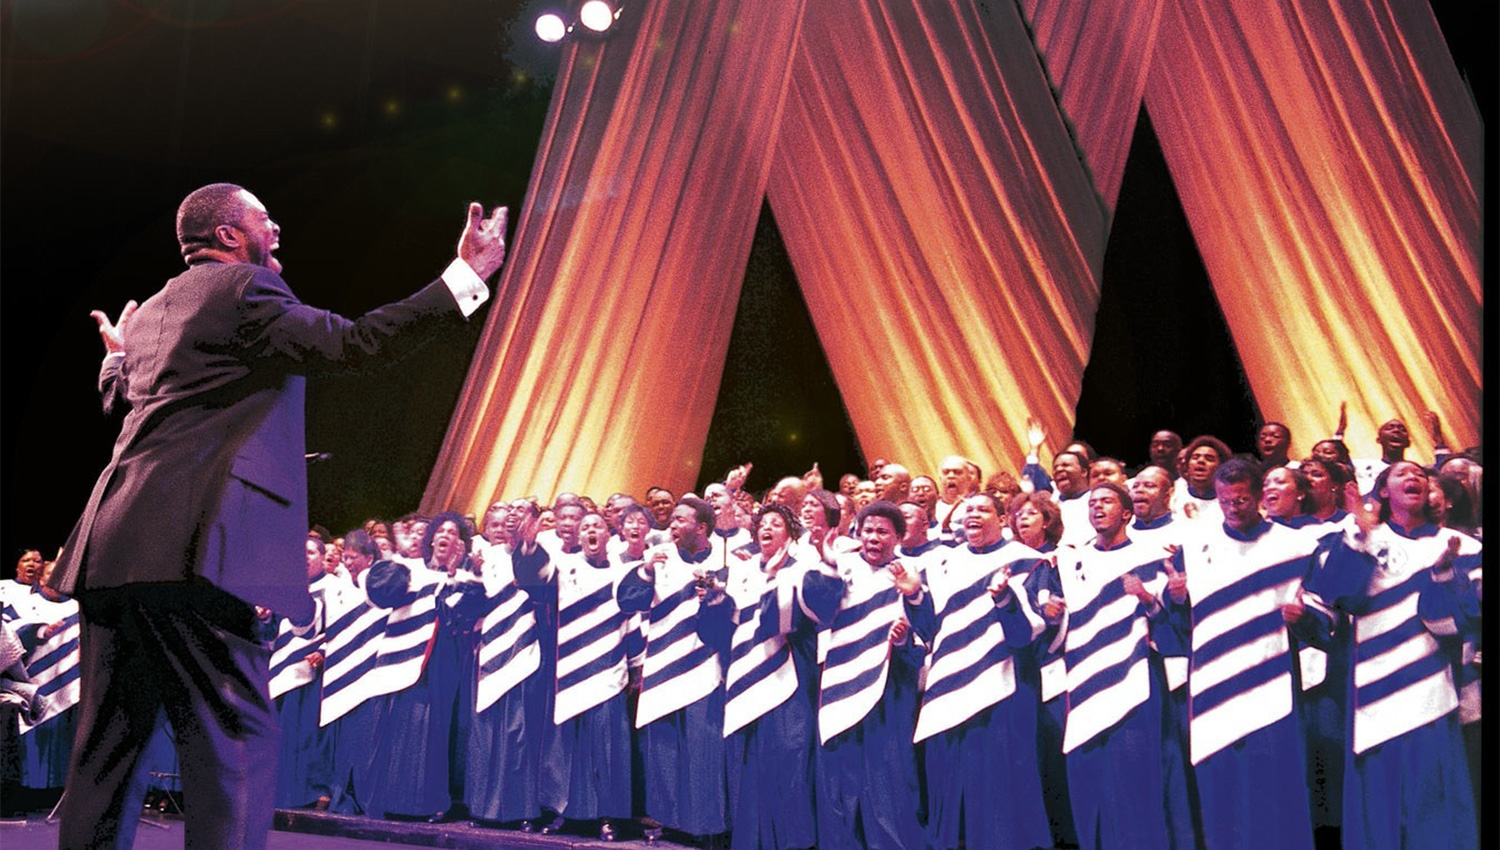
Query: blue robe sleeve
[[1157, 550, 1193, 658], [800, 568, 846, 626], [1021, 458, 1052, 494], [617, 566, 655, 613], [1304, 537, 1378, 616], [994, 568, 1039, 649], [364, 560, 417, 610], [695, 590, 735, 656], [1418, 555, 1481, 640], [903, 590, 938, 644], [511, 546, 552, 589]]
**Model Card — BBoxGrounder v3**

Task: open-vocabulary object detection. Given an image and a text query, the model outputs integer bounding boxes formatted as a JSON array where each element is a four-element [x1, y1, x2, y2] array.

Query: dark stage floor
[[0, 810, 671, 850]]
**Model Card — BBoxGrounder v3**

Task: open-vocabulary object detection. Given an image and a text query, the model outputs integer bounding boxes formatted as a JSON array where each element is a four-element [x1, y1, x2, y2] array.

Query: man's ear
[[214, 223, 241, 249]]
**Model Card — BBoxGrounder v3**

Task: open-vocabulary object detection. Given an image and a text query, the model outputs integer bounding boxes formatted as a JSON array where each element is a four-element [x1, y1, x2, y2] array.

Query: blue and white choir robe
[[1278, 512, 1352, 836], [1129, 514, 1202, 850], [318, 566, 390, 815], [1054, 539, 1172, 850], [1021, 540, 1080, 849], [1304, 522, 1479, 850], [618, 543, 731, 837], [11, 590, 80, 790], [802, 551, 927, 850], [364, 558, 486, 818], [269, 572, 334, 808], [906, 538, 1051, 850], [1166, 519, 1317, 850], [515, 544, 633, 822], [466, 542, 547, 823], [698, 547, 818, 850]]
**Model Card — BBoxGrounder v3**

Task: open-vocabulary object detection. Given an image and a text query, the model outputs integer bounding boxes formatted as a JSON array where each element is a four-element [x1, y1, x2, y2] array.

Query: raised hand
[[1121, 572, 1153, 605], [889, 561, 921, 599], [1334, 401, 1348, 438], [1352, 496, 1380, 538], [458, 203, 509, 280], [1280, 589, 1306, 625], [889, 618, 910, 644], [1423, 410, 1445, 447], [90, 300, 138, 356], [725, 462, 752, 492], [1027, 416, 1046, 452], [988, 566, 1014, 601], [1163, 558, 1187, 603], [1430, 535, 1462, 579], [803, 462, 823, 491]]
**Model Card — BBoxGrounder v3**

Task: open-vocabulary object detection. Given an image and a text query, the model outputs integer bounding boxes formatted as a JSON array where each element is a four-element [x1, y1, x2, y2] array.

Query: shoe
[[644, 826, 663, 843], [426, 810, 450, 824], [599, 821, 616, 841], [313, 796, 330, 811], [519, 819, 536, 833], [539, 814, 566, 834]]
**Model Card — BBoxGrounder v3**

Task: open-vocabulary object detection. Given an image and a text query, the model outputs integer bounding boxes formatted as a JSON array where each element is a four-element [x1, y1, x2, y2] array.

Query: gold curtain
[[1143, 0, 1481, 461], [425, 0, 1481, 516], [765, 0, 1106, 485], [421, 0, 808, 514], [1017, 0, 1166, 214]]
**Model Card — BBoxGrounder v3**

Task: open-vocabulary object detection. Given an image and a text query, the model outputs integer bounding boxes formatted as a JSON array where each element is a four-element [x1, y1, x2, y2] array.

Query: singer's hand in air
[[91, 300, 138, 356]]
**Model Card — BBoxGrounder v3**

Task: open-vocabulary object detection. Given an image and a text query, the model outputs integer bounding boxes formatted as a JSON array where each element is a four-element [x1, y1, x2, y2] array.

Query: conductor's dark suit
[[50, 258, 479, 850]]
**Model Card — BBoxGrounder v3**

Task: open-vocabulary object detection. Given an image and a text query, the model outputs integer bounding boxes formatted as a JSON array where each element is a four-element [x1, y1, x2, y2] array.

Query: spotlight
[[535, 12, 567, 43], [578, 1, 617, 33]]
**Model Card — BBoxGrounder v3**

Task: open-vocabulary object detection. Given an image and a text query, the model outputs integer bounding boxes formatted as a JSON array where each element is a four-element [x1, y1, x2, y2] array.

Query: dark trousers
[[57, 583, 277, 850]]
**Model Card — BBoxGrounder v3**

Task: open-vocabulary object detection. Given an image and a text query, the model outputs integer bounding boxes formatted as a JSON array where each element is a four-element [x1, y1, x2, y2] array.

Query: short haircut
[[806, 488, 841, 529], [856, 500, 907, 538], [1089, 481, 1133, 513], [618, 503, 651, 526], [176, 183, 247, 261], [306, 534, 327, 555], [1186, 435, 1233, 462], [679, 496, 716, 534], [1066, 440, 1097, 463], [343, 529, 379, 560], [1214, 457, 1264, 495]]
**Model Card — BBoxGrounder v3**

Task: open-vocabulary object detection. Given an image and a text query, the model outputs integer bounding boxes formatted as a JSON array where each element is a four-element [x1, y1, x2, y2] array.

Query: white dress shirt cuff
[[442, 258, 490, 318]]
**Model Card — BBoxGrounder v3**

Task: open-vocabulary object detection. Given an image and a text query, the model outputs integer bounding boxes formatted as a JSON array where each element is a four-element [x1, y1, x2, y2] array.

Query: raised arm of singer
[[48, 183, 509, 850]]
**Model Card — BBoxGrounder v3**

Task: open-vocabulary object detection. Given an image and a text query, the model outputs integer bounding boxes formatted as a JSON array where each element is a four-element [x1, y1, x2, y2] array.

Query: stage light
[[579, 1, 617, 33], [535, 12, 567, 43]]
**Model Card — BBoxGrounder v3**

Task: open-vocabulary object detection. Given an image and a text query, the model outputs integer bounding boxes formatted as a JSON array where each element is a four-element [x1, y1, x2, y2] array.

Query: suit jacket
[[52, 260, 470, 622]]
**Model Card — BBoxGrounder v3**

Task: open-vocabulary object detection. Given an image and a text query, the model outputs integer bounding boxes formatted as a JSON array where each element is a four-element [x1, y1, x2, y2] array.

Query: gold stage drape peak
[[425, 0, 1480, 517]]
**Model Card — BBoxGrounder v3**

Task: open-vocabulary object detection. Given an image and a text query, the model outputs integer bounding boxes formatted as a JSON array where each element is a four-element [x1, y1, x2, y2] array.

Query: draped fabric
[[421, 0, 808, 511], [1141, 0, 1480, 463], [426, 0, 1480, 517], [1018, 0, 1165, 213], [765, 0, 1105, 487]]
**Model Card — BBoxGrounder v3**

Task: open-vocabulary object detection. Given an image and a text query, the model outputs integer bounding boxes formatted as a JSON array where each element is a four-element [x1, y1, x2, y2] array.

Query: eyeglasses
[[1218, 496, 1257, 511]]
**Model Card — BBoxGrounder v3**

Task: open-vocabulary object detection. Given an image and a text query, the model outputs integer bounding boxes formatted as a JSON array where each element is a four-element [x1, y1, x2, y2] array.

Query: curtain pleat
[[765, 0, 1105, 484], [426, 0, 1480, 516], [421, 0, 808, 514], [1144, 0, 1481, 460], [1017, 0, 1166, 214]]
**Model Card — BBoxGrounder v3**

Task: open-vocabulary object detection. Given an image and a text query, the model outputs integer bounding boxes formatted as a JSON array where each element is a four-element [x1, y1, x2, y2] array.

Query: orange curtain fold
[[764, 0, 1106, 484], [426, 0, 1481, 516], [1145, 0, 1481, 461], [422, 0, 808, 515], [1017, 0, 1166, 214]]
